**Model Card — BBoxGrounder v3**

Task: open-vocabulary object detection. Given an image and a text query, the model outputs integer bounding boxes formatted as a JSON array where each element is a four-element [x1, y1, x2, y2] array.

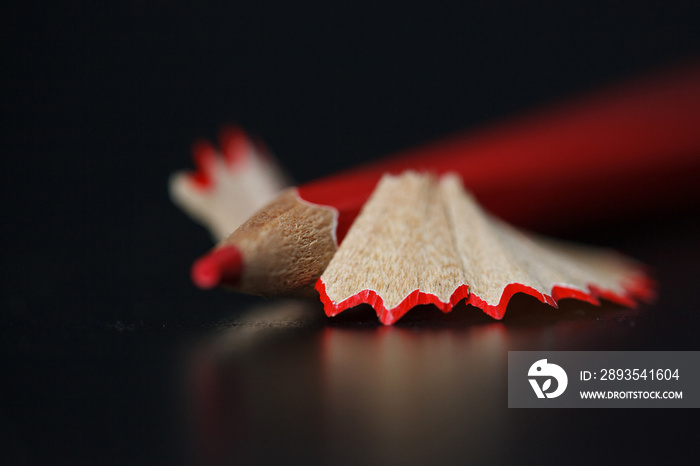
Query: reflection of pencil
[[192, 62, 700, 297]]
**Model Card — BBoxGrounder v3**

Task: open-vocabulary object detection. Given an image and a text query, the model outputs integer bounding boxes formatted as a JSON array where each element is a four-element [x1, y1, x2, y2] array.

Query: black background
[[2, 2, 700, 465]]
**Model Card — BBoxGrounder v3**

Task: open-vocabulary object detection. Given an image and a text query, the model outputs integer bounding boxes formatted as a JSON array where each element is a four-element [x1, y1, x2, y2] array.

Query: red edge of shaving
[[185, 125, 252, 191], [315, 273, 656, 326]]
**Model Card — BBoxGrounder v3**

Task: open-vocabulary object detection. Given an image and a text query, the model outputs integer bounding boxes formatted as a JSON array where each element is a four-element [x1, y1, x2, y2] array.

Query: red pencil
[[191, 61, 700, 298]]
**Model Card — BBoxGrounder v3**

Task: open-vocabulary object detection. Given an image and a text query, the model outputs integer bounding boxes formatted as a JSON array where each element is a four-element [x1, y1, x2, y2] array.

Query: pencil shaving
[[317, 172, 653, 325], [169, 126, 289, 242]]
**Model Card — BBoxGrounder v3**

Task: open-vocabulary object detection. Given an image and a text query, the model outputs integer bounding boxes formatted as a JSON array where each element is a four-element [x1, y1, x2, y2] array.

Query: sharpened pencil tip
[[191, 246, 243, 289]]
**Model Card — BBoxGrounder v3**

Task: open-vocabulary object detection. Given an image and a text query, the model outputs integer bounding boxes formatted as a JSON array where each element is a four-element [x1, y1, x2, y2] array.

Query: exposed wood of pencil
[[317, 173, 653, 325], [196, 188, 338, 297]]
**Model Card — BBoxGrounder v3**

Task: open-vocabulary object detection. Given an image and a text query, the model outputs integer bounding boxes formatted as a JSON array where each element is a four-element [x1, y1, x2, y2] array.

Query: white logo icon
[[528, 359, 568, 398]]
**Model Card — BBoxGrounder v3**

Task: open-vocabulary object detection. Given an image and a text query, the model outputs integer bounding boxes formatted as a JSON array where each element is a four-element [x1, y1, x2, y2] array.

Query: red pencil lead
[[191, 246, 244, 289]]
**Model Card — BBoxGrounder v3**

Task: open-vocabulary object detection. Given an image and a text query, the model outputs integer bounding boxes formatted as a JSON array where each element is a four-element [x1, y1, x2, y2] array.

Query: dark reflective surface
[[181, 294, 696, 465]]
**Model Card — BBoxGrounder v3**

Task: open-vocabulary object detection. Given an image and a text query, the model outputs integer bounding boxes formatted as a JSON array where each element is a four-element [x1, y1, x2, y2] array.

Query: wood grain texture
[[219, 188, 338, 297], [318, 172, 652, 324]]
